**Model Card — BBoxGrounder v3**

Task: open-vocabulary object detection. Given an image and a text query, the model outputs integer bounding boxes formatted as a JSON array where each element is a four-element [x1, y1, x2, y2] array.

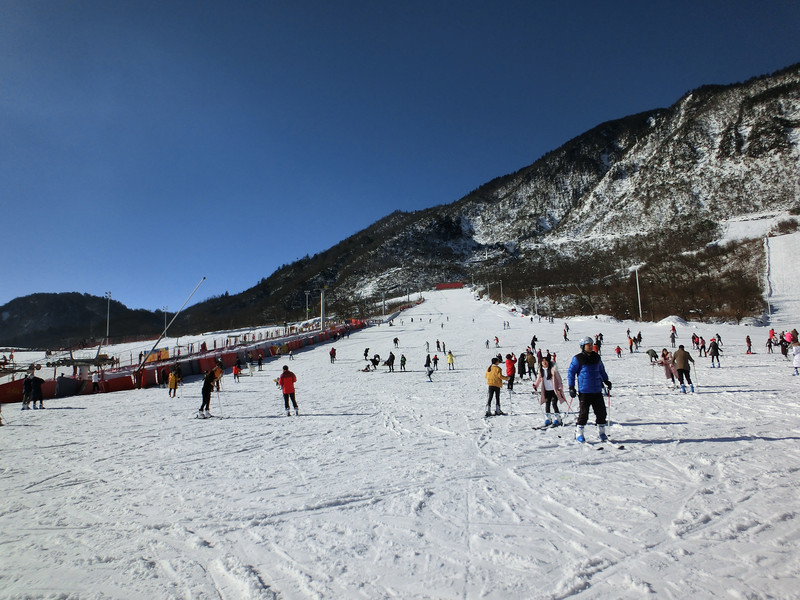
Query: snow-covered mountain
[[232, 63, 800, 325]]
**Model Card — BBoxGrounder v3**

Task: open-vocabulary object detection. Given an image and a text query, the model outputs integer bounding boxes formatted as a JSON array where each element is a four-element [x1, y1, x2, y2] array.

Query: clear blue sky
[[1, 1, 798, 311]]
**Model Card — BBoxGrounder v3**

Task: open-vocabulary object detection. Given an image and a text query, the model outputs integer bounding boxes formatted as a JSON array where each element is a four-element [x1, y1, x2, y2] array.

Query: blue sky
[[1, 1, 798, 312]]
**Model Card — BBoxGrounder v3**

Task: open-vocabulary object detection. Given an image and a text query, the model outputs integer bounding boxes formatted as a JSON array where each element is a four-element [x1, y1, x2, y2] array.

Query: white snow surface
[[2, 238, 800, 599]]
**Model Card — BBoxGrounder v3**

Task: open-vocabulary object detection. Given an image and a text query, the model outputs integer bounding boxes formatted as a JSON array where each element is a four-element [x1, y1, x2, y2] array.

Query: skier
[[387, 352, 395, 372], [505, 353, 517, 391], [525, 350, 538, 379], [658, 349, 676, 389], [277, 365, 299, 416], [708, 338, 722, 368], [30, 374, 45, 409], [745, 336, 752, 354], [446, 351, 455, 370], [168, 369, 179, 398], [792, 341, 800, 376], [517, 351, 527, 380], [567, 337, 612, 443], [672, 344, 695, 393], [198, 364, 223, 418], [400, 354, 407, 372], [485, 357, 509, 417], [533, 356, 566, 426], [425, 355, 434, 381], [329, 347, 337, 363], [21, 373, 32, 410]]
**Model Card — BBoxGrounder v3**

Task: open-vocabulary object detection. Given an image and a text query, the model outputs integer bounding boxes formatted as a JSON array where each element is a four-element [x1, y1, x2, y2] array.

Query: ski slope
[[1, 283, 798, 599], [767, 230, 800, 328]]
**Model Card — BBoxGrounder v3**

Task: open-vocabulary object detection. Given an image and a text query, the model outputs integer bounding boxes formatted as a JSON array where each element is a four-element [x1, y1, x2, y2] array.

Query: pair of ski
[[536, 421, 625, 450]]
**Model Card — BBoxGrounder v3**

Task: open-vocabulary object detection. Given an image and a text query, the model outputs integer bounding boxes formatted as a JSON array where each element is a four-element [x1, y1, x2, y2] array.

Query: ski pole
[[216, 389, 224, 418]]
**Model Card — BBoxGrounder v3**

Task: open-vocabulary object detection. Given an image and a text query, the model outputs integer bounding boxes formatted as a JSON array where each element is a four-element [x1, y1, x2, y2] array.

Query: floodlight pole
[[105, 291, 112, 344], [319, 287, 326, 332], [635, 267, 643, 321]]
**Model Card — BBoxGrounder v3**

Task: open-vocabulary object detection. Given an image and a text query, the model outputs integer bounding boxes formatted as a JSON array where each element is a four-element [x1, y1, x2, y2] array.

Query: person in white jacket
[[533, 357, 567, 426], [792, 341, 800, 376]]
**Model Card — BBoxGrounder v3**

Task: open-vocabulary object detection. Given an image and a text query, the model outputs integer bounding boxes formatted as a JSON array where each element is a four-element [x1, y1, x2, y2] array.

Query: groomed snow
[[1, 233, 798, 599]]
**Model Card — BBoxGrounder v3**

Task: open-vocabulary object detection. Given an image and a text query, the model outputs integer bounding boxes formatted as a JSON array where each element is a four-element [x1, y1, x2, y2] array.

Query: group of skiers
[[485, 336, 612, 443]]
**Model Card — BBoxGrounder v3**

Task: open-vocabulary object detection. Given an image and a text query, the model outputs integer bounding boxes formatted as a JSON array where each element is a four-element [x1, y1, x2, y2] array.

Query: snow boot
[[598, 425, 608, 442], [204, 410, 212, 418], [295, 409, 299, 416], [544, 413, 552, 426], [494, 408, 506, 416], [680, 384, 686, 393], [553, 414, 561, 426], [286, 410, 291, 416], [576, 425, 585, 443], [690, 384, 695, 392], [196, 410, 206, 419]]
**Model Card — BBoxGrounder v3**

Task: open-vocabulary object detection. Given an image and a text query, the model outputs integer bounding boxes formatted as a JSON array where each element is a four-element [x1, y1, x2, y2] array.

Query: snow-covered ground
[[2, 235, 799, 600]]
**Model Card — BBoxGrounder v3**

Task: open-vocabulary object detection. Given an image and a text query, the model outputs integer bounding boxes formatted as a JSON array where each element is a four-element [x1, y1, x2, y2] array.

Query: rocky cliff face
[[340, 64, 800, 300]]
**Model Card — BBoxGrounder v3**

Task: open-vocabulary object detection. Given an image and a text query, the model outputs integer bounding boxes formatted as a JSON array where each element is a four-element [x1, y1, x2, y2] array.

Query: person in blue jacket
[[568, 336, 612, 443]]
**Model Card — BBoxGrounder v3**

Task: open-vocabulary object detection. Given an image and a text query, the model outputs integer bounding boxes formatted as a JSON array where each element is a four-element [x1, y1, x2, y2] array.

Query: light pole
[[304, 290, 311, 323], [105, 291, 112, 344], [635, 267, 643, 321], [318, 287, 327, 331], [162, 306, 168, 332]]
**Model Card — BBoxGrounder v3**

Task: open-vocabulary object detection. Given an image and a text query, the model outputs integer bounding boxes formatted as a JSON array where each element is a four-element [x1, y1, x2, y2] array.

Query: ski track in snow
[[2, 237, 800, 599]]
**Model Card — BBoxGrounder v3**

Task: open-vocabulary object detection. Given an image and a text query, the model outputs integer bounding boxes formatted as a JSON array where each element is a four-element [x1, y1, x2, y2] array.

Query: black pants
[[507, 374, 515, 390], [577, 392, 606, 426], [487, 386, 501, 409], [544, 390, 560, 413], [283, 393, 298, 411], [676, 368, 692, 385], [200, 386, 212, 411]]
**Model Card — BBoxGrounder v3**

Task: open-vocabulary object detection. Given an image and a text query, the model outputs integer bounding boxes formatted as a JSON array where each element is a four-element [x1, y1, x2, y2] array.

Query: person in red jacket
[[277, 365, 299, 416], [505, 353, 517, 391]]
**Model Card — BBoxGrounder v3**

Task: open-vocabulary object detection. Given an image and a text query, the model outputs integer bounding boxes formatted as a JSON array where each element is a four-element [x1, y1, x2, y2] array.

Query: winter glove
[[604, 381, 612, 391], [569, 387, 577, 398]]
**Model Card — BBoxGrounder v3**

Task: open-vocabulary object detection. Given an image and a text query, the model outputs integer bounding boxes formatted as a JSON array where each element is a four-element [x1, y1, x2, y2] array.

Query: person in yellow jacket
[[485, 357, 509, 417], [168, 370, 179, 398], [446, 351, 455, 370]]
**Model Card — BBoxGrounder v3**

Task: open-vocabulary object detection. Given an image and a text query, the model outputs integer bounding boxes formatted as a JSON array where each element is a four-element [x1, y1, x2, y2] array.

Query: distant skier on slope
[[568, 337, 612, 443], [672, 344, 695, 393], [277, 365, 299, 416], [708, 338, 722, 368], [198, 363, 223, 418]]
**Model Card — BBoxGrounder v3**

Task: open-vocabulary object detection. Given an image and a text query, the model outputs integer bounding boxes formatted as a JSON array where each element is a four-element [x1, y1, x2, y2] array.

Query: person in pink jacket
[[533, 357, 567, 426]]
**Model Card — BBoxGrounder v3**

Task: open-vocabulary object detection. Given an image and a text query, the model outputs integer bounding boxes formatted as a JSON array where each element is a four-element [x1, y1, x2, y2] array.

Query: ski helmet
[[579, 336, 593, 348]]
